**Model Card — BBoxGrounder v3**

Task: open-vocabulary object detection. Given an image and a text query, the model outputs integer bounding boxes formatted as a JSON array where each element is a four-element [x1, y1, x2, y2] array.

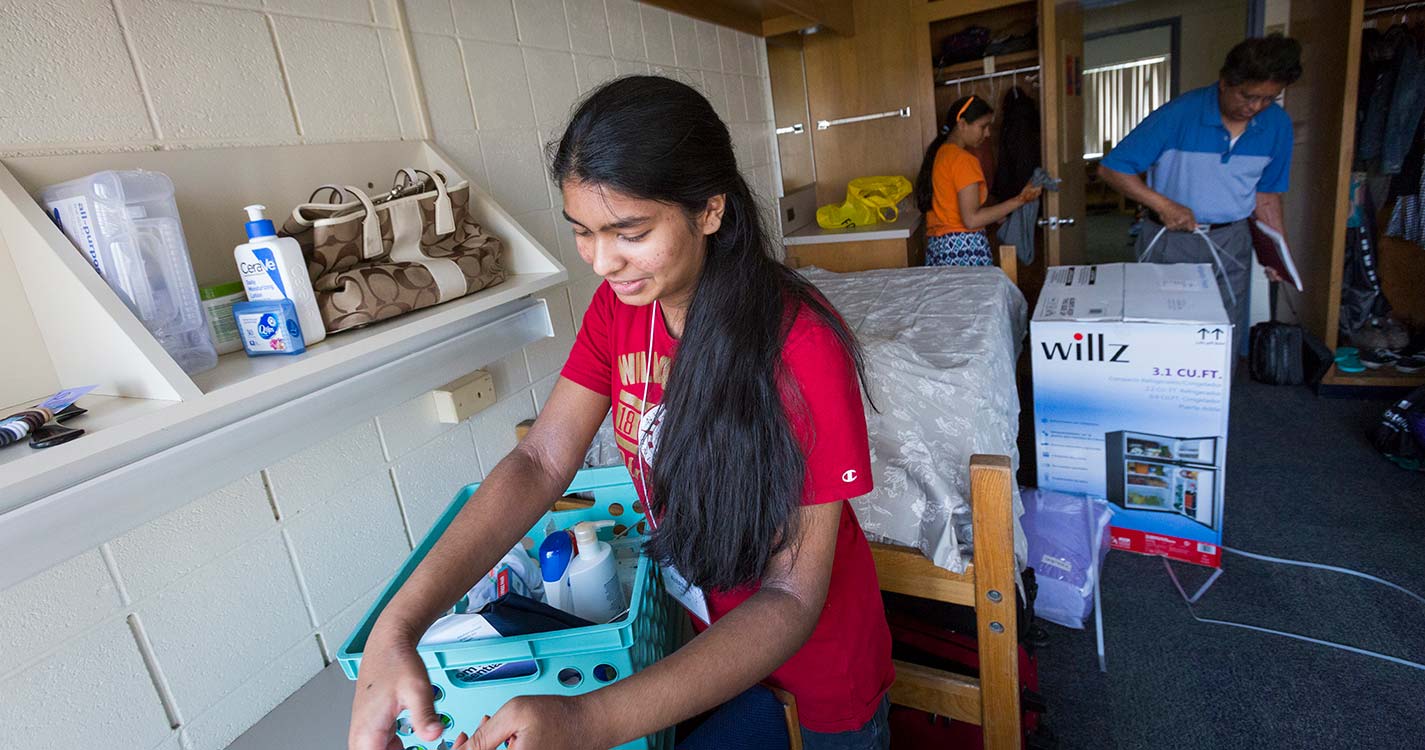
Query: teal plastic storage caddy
[[338, 465, 678, 750]]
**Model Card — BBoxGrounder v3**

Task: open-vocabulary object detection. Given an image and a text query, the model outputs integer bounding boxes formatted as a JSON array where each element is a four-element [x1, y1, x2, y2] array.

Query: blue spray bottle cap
[[243, 204, 277, 239]]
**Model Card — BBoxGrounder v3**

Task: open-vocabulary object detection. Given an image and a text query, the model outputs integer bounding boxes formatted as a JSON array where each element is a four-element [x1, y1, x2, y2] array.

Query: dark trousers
[[678, 687, 891, 750]]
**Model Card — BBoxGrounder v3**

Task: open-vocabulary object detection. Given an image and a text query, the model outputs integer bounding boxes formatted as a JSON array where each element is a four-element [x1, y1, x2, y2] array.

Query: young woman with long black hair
[[348, 76, 893, 750], [916, 94, 1042, 266]]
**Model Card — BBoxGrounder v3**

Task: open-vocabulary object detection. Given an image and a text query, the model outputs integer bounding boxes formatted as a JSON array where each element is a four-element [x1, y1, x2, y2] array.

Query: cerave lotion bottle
[[233, 205, 326, 344]]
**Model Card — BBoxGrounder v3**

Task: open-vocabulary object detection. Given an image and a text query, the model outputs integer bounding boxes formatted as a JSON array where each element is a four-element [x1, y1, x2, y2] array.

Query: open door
[[1039, 0, 1086, 266]]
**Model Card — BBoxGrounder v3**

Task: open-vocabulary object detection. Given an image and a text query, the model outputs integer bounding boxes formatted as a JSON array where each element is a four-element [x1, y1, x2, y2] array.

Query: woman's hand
[[1017, 182, 1043, 205], [348, 629, 444, 750], [457, 695, 602, 750]]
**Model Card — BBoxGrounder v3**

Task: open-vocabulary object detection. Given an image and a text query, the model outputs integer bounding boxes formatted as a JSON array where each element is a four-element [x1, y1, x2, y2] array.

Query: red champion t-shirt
[[560, 282, 894, 732]]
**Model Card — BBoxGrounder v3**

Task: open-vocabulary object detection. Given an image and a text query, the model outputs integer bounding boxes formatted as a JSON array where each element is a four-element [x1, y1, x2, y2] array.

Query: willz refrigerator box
[[1031, 263, 1231, 568]]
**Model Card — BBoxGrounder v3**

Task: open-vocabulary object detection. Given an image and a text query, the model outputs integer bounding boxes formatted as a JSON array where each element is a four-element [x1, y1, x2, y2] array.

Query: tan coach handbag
[[281, 169, 506, 332]]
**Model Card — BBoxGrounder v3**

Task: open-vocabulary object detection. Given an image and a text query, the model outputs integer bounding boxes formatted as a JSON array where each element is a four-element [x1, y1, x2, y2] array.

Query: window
[[1083, 56, 1172, 159]]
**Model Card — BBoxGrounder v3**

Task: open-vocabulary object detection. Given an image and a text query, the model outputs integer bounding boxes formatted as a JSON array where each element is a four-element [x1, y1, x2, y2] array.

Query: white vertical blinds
[[1084, 55, 1172, 159]]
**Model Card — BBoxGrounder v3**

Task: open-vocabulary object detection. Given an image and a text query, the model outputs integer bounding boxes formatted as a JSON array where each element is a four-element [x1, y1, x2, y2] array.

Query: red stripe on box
[[1109, 526, 1222, 568]]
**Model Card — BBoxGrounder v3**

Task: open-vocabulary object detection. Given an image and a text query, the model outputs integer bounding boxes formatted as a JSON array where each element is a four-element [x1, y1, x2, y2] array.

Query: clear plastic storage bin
[[41, 170, 217, 374], [340, 466, 680, 750]]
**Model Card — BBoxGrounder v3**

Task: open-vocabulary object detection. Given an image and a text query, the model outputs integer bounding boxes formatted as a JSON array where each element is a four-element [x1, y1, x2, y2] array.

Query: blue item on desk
[[232, 299, 306, 356]]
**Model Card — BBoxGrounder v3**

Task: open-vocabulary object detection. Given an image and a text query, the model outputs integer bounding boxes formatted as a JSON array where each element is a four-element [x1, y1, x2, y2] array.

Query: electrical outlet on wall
[[432, 369, 496, 424]]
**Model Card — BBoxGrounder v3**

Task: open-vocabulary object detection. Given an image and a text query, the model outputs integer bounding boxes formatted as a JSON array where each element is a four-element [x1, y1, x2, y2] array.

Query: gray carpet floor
[[1036, 372, 1425, 749]]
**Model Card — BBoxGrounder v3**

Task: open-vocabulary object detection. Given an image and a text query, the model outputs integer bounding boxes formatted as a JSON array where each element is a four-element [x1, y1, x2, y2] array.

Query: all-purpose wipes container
[[41, 170, 217, 374]]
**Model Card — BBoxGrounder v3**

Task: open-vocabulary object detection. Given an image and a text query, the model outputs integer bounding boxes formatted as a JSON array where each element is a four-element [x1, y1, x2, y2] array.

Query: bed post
[[996, 245, 1019, 286], [970, 454, 1021, 750]]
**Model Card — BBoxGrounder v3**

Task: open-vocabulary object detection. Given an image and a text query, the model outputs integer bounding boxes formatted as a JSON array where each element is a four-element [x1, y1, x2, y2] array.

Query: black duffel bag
[[1250, 321, 1334, 385], [1250, 322, 1305, 384]]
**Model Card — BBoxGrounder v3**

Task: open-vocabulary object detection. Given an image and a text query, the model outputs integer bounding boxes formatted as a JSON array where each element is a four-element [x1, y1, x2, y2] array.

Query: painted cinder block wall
[[0, 1, 776, 748]]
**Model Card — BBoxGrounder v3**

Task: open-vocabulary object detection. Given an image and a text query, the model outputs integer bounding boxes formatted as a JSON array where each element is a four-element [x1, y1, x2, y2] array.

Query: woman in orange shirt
[[914, 95, 1042, 266]]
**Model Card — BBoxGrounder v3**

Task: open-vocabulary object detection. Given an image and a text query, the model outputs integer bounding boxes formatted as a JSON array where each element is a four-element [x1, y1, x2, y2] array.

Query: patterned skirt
[[926, 230, 992, 266]]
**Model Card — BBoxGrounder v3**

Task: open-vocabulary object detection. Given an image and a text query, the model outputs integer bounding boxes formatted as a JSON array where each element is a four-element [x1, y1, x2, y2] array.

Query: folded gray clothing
[[996, 167, 1061, 265]]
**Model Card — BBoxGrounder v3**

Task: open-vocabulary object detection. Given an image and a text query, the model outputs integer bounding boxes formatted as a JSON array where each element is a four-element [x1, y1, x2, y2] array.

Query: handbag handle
[[391, 169, 456, 236], [307, 184, 383, 260]]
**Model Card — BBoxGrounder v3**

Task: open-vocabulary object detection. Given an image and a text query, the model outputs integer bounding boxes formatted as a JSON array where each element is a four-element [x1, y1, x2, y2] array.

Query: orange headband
[[956, 96, 975, 121]]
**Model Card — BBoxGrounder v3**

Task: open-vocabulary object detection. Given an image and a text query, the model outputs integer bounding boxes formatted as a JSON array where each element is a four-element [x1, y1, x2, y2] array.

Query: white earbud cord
[[1160, 548, 1425, 673], [638, 300, 659, 531]]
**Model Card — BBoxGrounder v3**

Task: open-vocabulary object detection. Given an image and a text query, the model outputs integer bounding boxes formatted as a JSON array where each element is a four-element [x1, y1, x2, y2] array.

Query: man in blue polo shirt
[[1100, 35, 1302, 334]]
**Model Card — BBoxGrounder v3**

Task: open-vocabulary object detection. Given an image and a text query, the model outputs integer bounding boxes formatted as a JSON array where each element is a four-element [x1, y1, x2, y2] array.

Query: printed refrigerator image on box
[[1105, 432, 1220, 529], [1031, 264, 1231, 568]]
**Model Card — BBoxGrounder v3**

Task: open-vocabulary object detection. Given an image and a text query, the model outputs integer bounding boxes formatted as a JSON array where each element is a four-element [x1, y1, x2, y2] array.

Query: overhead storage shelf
[[0, 140, 567, 588]]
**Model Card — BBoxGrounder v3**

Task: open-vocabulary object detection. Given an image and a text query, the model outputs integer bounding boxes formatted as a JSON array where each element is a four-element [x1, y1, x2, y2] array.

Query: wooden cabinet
[[1286, 0, 1425, 390], [639, 0, 854, 37], [768, 37, 815, 194], [786, 238, 924, 272], [800, 0, 926, 207]]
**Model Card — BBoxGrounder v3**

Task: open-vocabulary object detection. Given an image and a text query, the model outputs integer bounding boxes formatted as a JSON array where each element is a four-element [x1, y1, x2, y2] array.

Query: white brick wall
[[0, 1, 775, 748]]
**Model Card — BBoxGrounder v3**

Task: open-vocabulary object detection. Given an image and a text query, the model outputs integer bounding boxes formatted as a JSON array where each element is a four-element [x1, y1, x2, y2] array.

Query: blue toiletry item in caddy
[[232, 299, 305, 356], [339, 465, 679, 750], [540, 529, 576, 613]]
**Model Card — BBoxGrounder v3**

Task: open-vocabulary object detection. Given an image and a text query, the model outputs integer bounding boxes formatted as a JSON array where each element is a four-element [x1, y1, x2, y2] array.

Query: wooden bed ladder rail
[[884, 454, 1021, 750]]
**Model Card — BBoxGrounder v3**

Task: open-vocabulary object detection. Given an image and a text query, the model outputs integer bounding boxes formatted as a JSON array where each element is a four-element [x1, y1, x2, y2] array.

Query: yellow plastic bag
[[816, 175, 912, 230]]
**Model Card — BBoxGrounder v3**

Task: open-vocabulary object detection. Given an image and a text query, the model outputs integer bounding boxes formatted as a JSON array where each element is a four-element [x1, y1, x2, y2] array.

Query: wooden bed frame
[[873, 454, 1022, 750], [866, 245, 1025, 750]]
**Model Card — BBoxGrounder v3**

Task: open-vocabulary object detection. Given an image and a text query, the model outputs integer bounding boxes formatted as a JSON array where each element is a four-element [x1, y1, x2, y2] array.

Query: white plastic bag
[[1021, 488, 1112, 629]]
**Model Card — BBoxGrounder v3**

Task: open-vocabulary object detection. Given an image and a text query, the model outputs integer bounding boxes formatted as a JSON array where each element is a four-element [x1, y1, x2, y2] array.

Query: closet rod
[[815, 107, 912, 130], [938, 65, 1041, 87], [1366, 1, 1425, 17]]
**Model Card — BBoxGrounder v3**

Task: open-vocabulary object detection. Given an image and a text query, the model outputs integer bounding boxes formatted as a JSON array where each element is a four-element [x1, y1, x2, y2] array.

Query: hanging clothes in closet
[[1385, 116, 1425, 243], [990, 86, 1041, 204], [1356, 23, 1425, 176], [1358, 19, 1425, 244]]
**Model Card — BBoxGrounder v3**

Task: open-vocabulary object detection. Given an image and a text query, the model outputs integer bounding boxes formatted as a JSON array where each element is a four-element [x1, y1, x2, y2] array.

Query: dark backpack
[[936, 26, 991, 67], [1370, 385, 1425, 471]]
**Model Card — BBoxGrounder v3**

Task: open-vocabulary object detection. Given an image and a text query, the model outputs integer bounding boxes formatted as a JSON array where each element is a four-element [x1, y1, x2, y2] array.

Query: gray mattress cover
[[803, 265, 1029, 573]]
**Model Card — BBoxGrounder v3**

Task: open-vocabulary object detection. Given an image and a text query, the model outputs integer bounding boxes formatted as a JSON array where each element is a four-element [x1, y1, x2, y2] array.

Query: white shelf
[[191, 271, 561, 396], [0, 296, 553, 590], [0, 140, 569, 589]]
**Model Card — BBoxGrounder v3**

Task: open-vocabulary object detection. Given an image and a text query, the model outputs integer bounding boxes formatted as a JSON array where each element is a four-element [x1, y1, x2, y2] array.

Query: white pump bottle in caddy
[[566, 520, 625, 623], [233, 205, 326, 344]]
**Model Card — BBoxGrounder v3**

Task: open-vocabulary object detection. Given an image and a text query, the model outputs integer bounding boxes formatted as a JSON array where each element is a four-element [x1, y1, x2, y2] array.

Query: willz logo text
[[1039, 333, 1129, 363]]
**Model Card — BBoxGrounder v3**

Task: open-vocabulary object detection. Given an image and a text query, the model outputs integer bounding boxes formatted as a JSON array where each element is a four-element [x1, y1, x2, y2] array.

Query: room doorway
[[1069, 0, 1256, 265]]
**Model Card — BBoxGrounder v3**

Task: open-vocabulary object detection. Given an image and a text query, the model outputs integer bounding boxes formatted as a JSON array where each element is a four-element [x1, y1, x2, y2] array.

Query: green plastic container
[[338, 465, 677, 750]]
